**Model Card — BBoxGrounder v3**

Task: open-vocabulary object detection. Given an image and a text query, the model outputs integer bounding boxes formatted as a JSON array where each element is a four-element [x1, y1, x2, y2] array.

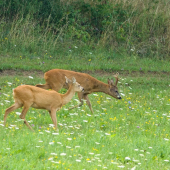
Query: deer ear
[[72, 77, 76, 84], [110, 78, 114, 85], [108, 78, 110, 85], [108, 78, 114, 86]]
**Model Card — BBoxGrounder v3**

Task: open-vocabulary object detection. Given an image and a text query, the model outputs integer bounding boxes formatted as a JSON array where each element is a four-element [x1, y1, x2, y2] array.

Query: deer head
[[108, 73, 121, 99]]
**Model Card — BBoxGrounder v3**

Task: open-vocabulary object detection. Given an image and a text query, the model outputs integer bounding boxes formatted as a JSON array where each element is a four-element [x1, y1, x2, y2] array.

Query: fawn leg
[[4, 103, 21, 126], [49, 109, 58, 130], [19, 103, 34, 131]]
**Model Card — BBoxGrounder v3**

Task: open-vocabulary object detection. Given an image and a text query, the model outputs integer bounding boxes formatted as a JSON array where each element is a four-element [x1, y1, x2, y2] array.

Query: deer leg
[[49, 109, 58, 130], [84, 94, 94, 114], [19, 103, 34, 131], [68, 92, 84, 110], [4, 103, 21, 126], [77, 92, 84, 107]]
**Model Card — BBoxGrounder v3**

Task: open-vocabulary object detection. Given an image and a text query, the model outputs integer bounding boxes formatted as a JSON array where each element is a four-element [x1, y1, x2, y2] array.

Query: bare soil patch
[[0, 69, 169, 78], [0, 70, 44, 78], [84, 70, 170, 77]]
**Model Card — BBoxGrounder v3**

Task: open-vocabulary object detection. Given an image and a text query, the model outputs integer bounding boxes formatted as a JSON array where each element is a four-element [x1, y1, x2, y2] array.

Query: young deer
[[4, 77, 84, 131], [36, 69, 121, 113]]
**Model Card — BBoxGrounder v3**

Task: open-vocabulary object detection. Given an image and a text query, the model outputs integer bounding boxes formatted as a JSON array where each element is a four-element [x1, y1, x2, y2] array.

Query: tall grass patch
[[0, 0, 170, 59]]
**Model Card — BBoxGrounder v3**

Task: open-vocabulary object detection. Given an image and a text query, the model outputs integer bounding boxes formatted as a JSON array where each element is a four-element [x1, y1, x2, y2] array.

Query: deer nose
[[82, 88, 84, 92], [117, 94, 121, 99]]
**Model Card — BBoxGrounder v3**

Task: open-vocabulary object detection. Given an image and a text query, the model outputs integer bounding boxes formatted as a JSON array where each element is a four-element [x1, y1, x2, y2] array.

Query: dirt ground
[[0, 70, 44, 77], [0, 69, 169, 78]]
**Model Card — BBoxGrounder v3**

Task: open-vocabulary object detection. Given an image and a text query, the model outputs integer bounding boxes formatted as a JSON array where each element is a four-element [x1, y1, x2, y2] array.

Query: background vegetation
[[0, 0, 170, 61]]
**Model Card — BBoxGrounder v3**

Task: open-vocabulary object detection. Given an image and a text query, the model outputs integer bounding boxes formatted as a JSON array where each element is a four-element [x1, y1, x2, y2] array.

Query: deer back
[[44, 69, 95, 92]]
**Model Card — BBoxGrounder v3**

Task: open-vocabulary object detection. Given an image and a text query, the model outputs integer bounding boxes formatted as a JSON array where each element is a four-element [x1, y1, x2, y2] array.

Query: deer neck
[[92, 80, 110, 94], [61, 85, 76, 105]]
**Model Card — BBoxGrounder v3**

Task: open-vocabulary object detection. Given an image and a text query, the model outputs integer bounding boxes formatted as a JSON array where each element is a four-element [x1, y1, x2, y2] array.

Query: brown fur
[[4, 77, 84, 131], [36, 69, 121, 113]]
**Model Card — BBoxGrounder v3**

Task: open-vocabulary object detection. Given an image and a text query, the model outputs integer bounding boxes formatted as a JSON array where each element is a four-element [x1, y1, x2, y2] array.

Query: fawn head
[[65, 76, 84, 92]]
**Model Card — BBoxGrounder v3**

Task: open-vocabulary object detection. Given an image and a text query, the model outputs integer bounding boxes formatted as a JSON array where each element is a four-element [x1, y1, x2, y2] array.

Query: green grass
[[1, 0, 170, 168], [0, 72, 170, 169], [1, 51, 170, 73]]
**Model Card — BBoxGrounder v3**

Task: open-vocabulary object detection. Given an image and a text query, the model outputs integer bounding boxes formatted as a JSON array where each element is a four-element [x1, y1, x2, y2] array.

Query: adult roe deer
[[36, 69, 121, 113], [4, 77, 84, 131]]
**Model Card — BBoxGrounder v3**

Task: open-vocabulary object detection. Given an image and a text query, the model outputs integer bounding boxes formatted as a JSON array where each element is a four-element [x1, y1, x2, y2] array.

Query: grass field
[[1, 0, 170, 168], [0, 59, 169, 169]]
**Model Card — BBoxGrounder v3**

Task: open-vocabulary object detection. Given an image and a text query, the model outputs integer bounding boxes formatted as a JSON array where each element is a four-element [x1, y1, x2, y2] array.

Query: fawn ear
[[65, 76, 70, 83], [72, 77, 76, 84]]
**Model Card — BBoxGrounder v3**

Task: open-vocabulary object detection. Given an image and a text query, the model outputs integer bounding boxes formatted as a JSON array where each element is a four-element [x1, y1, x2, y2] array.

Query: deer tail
[[35, 84, 51, 89]]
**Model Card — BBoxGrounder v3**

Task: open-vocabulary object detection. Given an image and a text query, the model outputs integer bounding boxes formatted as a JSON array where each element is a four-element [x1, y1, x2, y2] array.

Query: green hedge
[[0, 0, 170, 59]]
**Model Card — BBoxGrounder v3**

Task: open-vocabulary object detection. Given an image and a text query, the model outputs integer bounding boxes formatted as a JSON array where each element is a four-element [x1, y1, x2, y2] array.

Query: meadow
[[0, 58, 170, 169], [0, 0, 170, 169]]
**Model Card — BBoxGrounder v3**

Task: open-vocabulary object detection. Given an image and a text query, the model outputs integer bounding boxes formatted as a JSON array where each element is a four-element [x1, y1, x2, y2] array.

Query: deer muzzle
[[117, 94, 121, 99]]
